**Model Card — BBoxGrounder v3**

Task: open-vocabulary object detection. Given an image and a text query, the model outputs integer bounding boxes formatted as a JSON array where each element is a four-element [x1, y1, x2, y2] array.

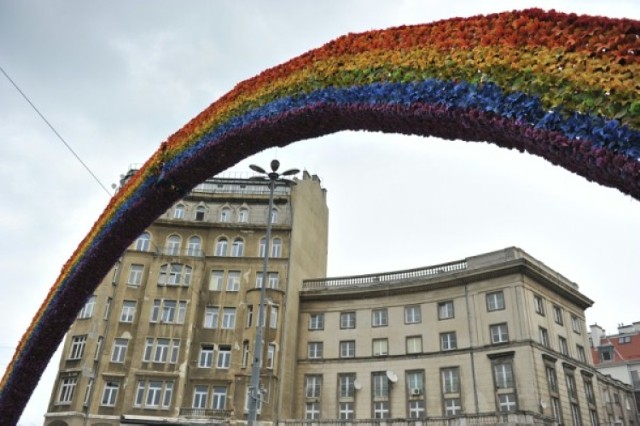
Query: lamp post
[[247, 160, 299, 425]]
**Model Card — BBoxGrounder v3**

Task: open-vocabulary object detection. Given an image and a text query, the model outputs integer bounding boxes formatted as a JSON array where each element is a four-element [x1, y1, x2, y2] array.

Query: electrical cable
[[0, 64, 112, 197]]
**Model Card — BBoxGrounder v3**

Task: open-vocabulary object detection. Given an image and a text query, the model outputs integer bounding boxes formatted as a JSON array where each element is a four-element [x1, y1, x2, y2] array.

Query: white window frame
[[111, 338, 128, 363], [57, 376, 77, 404], [199, 345, 214, 368], [440, 332, 457, 351], [204, 306, 219, 329], [305, 375, 322, 398], [438, 300, 455, 319], [487, 291, 505, 311], [186, 236, 202, 256], [192, 385, 208, 409], [128, 264, 144, 286], [373, 338, 389, 356], [406, 336, 423, 354], [372, 308, 388, 327], [340, 311, 356, 329], [231, 238, 244, 257], [135, 232, 150, 251], [78, 295, 96, 319], [340, 340, 355, 358], [309, 313, 324, 330], [215, 238, 228, 256], [226, 271, 240, 292], [308, 342, 323, 359], [211, 386, 227, 410], [490, 323, 509, 344], [69, 335, 87, 360], [217, 346, 231, 369], [209, 270, 224, 291], [101, 381, 119, 407], [221, 308, 236, 329], [442, 368, 460, 393], [120, 300, 136, 323]]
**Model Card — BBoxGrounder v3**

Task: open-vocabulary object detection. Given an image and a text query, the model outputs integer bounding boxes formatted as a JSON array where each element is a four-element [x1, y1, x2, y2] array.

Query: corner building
[[44, 171, 329, 425], [293, 247, 637, 425]]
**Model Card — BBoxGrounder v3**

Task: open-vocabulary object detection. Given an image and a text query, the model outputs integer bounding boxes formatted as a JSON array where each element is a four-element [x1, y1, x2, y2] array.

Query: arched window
[[270, 208, 278, 224], [187, 236, 202, 257], [271, 238, 282, 258], [220, 207, 231, 222], [165, 235, 181, 256], [195, 206, 206, 221], [174, 204, 185, 219], [215, 238, 228, 256], [158, 264, 192, 286], [231, 238, 244, 257], [135, 232, 150, 251], [258, 237, 267, 258], [238, 208, 249, 223]]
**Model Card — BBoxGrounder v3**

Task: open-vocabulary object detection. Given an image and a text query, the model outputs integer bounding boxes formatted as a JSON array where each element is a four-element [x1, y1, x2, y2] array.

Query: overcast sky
[[1, 1, 639, 424]]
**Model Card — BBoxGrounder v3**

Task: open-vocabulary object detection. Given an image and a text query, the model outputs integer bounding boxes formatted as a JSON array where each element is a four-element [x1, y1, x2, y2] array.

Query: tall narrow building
[[44, 170, 329, 425]]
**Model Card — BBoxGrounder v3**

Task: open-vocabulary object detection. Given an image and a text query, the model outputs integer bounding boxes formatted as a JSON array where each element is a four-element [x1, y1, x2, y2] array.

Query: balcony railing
[[303, 260, 467, 290], [179, 407, 232, 418]]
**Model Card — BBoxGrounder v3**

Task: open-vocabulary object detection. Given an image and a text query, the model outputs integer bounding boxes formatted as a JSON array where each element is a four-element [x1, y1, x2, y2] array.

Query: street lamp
[[247, 159, 299, 425]]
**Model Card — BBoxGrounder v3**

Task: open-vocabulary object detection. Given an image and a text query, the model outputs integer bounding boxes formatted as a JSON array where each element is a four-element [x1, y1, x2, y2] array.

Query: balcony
[[179, 407, 232, 419]]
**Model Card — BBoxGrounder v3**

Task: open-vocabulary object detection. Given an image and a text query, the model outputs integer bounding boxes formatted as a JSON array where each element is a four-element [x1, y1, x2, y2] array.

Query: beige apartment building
[[45, 171, 635, 425], [292, 247, 637, 425], [44, 170, 329, 425]]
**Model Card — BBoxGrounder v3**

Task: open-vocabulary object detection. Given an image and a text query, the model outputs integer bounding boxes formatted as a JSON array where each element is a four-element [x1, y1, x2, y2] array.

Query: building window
[[407, 370, 425, 418], [619, 335, 632, 344], [104, 297, 112, 320], [534, 294, 545, 315], [490, 323, 509, 344], [165, 235, 181, 255], [173, 204, 185, 219], [68, 335, 87, 360], [309, 313, 324, 330], [209, 270, 224, 291], [244, 387, 263, 414], [238, 208, 248, 223], [212, 387, 227, 410], [438, 300, 455, 319], [150, 299, 187, 324], [199, 345, 214, 368], [373, 338, 389, 356], [305, 402, 320, 419], [270, 305, 278, 329], [553, 305, 564, 325], [231, 238, 244, 257], [128, 264, 144, 286], [111, 339, 128, 363], [215, 238, 228, 256], [57, 376, 77, 404], [589, 409, 598, 426], [271, 238, 282, 257], [242, 341, 250, 368], [204, 306, 219, 329], [95, 337, 103, 361], [192, 385, 208, 408], [143, 338, 180, 364], [186, 236, 202, 256], [246, 305, 253, 328], [268, 272, 279, 289], [600, 347, 613, 362], [406, 336, 423, 354], [340, 311, 356, 329], [78, 295, 96, 319], [539, 327, 550, 348], [158, 264, 192, 287], [571, 315, 582, 334], [566, 373, 578, 399], [551, 397, 563, 423], [546, 365, 558, 393], [340, 340, 355, 358], [584, 379, 595, 404], [339, 402, 355, 419], [570, 402, 582, 426], [267, 344, 276, 369], [154, 339, 170, 363], [576, 345, 587, 362], [443, 398, 461, 416], [486, 291, 505, 311], [405, 305, 422, 324], [493, 360, 514, 389], [372, 372, 390, 418], [258, 237, 267, 258], [372, 308, 388, 327], [270, 208, 278, 224], [339, 373, 356, 398], [498, 393, 517, 412], [221, 308, 236, 329], [559, 336, 569, 356], [308, 342, 323, 359], [219, 207, 231, 222], [305, 375, 322, 398], [194, 205, 205, 221], [226, 271, 240, 291], [217, 346, 231, 369], [441, 367, 460, 393], [134, 380, 174, 409], [440, 332, 457, 351], [84, 378, 93, 406], [120, 301, 136, 323], [135, 232, 151, 251], [101, 381, 119, 407]]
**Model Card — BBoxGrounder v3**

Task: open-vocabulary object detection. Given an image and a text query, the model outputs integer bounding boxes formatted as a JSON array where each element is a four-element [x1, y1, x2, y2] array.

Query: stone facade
[[44, 171, 329, 425]]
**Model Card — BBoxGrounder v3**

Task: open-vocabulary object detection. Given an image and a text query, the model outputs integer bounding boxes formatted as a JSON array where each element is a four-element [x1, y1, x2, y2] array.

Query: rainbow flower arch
[[2, 9, 639, 422]]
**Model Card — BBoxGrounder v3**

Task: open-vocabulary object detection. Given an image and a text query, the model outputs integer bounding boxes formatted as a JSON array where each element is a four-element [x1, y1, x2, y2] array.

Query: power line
[[0, 64, 112, 197]]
